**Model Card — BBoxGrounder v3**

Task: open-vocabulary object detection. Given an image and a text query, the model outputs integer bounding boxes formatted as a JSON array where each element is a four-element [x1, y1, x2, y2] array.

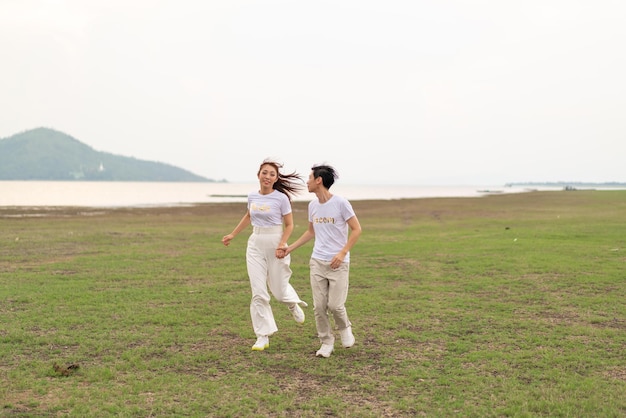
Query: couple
[[221, 159, 362, 358]]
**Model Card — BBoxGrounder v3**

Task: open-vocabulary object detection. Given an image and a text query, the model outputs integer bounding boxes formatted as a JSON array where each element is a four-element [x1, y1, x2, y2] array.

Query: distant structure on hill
[[0, 127, 218, 182]]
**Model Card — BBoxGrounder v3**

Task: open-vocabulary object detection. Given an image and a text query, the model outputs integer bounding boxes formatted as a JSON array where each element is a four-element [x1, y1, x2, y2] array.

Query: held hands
[[276, 244, 289, 259], [275, 246, 344, 267]]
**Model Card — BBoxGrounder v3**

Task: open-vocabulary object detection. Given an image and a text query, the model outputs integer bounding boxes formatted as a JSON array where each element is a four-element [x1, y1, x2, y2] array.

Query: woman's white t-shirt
[[248, 190, 291, 227]]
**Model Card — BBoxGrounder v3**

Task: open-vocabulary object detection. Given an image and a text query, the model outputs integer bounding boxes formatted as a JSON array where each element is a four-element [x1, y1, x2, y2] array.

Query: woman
[[222, 159, 308, 351]]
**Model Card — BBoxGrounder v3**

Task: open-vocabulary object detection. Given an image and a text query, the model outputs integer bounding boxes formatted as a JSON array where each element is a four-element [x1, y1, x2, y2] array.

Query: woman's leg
[[246, 234, 278, 338]]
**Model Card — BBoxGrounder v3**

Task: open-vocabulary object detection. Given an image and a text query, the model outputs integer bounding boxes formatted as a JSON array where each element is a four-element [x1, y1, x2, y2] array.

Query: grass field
[[1, 190, 625, 417]]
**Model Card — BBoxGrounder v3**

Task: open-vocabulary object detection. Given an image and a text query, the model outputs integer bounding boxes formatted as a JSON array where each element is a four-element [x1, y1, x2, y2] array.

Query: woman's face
[[258, 164, 278, 189]]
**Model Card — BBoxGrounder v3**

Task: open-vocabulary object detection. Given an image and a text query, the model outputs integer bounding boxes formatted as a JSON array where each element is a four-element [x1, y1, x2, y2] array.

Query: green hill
[[0, 128, 213, 182]]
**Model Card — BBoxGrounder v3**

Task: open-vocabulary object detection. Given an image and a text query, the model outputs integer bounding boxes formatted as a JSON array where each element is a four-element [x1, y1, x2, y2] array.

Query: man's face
[[306, 172, 318, 192]]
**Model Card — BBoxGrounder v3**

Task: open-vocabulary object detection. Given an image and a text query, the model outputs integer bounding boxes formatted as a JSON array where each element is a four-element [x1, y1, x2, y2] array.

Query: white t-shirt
[[248, 190, 291, 227], [308, 195, 356, 262]]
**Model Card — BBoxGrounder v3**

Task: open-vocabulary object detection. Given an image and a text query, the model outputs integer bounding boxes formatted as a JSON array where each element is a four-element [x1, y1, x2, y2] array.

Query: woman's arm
[[222, 210, 251, 246]]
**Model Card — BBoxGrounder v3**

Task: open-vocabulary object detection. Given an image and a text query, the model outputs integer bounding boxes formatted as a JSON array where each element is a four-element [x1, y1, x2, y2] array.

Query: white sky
[[1, 0, 624, 185]]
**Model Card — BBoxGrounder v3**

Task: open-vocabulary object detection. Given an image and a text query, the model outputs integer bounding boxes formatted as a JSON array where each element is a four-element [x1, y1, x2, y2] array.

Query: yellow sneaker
[[251, 336, 269, 351]]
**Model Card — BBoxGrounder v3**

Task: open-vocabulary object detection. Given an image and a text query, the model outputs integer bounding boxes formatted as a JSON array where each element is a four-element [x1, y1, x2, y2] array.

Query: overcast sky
[[1, 1, 624, 185]]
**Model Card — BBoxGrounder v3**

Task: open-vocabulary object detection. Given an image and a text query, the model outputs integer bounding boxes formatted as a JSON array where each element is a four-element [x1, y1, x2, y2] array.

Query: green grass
[[1, 191, 625, 417]]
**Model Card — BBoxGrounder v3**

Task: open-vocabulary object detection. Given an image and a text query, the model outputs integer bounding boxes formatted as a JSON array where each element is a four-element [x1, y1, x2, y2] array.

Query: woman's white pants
[[246, 226, 305, 337]]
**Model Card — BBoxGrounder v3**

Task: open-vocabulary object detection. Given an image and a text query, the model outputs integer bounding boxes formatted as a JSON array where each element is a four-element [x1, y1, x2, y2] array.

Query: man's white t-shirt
[[308, 195, 356, 262], [248, 190, 291, 227]]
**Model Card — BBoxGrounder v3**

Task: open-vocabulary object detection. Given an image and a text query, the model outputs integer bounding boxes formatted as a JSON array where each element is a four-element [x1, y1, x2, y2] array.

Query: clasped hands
[[275, 244, 289, 259]]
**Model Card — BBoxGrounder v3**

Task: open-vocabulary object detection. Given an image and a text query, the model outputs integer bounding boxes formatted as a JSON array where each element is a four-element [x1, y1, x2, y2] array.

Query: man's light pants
[[309, 257, 352, 345]]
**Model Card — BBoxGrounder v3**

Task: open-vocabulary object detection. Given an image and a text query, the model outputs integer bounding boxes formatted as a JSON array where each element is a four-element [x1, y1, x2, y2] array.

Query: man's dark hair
[[311, 164, 339, 189]]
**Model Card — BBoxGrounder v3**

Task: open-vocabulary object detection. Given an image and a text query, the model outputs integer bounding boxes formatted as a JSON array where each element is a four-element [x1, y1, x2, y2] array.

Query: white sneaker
[[251, 336, 269, 351], [340, 327, 355, 348], [316, 343, 334, 358], [289, 304, 305, 324]]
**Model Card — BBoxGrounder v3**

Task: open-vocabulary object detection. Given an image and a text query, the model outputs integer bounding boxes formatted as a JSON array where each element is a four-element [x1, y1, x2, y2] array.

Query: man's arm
[[281, 222, 315, 257], [329, 215, 362, 268]]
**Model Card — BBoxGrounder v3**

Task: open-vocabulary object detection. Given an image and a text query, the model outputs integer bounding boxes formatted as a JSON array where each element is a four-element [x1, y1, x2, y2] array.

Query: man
[[279, 164, 362, 358]]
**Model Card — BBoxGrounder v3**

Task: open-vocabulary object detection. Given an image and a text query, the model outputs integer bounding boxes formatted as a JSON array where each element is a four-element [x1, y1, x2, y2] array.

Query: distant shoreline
[[3, 182, 625, 208], [4, 189, 626, 218], [505, 182, 626, 187]]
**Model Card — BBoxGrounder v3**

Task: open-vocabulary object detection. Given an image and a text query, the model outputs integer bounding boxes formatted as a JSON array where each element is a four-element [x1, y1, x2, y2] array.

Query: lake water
[[0, 181, 569, 207]]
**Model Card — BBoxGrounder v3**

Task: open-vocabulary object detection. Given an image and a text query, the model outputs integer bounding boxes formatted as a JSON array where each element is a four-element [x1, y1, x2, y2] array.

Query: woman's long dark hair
[[258, 159, 304, 202]]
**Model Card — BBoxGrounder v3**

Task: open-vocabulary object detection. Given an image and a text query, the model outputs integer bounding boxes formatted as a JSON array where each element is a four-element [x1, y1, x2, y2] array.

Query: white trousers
[[309, 257, 352, 345], [246, 226, 305, 337]]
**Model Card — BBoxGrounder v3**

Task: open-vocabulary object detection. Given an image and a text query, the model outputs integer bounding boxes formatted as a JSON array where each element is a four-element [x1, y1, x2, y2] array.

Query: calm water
[[0, 181, 561, 207]]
